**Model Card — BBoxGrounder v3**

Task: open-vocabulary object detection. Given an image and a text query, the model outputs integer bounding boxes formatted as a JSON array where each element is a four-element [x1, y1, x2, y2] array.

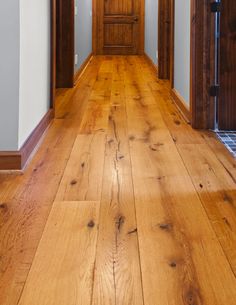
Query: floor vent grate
[[216, 131, 236, 157]]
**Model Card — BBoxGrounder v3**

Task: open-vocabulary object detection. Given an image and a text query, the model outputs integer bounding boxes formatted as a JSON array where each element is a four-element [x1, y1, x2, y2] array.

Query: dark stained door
[[96, 0, 144, 55], [218, 0, 236, 130]]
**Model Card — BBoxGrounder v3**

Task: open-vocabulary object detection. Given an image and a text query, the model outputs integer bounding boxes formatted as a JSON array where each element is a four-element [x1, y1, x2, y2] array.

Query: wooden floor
[[1, 56, 236, 305]]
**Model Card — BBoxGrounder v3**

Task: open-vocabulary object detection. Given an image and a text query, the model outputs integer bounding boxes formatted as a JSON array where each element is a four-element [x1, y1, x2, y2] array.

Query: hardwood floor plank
[[178, 143, 236, 275], [126, 86, 236, 305], [0, 56, 102, 305], [1, 55, 236, 305], [55, 132, 106, 202], [18, 201, 99, 305], [92, 69, 143, 305]]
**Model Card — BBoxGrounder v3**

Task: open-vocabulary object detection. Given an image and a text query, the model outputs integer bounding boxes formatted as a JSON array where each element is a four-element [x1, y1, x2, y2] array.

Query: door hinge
[[210, 2, 221, 13], [210, 85, 220, 97]]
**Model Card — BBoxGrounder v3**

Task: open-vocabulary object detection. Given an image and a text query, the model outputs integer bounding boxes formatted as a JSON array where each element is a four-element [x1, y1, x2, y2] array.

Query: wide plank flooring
[[1, 56, 236, 305]]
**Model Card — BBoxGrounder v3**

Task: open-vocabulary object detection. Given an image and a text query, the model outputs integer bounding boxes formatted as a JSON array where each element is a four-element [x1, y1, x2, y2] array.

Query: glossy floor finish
[[1, 56, 236, 305]]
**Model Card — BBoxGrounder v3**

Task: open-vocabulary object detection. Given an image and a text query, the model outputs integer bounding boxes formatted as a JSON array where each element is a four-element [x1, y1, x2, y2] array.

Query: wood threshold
[[144, 53, 158, 74], [74, 53, 93, 85], [0, 109, 54, 170], [171, 88, 191, 123]]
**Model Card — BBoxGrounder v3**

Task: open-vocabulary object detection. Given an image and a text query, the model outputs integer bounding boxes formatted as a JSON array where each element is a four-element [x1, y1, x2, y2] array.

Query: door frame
[[167, 0, 215, 129], [190, 0, 216, 129], [158, 0, 171, 79], [56, 0, 75, 88], [157, 0, 175, 86], [92, 0, 145, 55]]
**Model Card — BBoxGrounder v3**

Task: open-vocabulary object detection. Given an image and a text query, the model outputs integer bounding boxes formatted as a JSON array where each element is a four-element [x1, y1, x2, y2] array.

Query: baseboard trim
[[171, 88, 191, 123], [74, 53, 93, 84], [144, 53, 158, 74], [0, 109, 54, 170]]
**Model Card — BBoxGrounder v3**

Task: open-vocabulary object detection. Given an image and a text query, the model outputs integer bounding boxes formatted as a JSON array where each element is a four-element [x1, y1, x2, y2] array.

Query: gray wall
[[19, 0, 51, 147], [174, 0, 191, 105], [145, 0, 158, 65], [0, 1, 20, 150], [0, 0, 51, 151], [74, 0, 93, 72]]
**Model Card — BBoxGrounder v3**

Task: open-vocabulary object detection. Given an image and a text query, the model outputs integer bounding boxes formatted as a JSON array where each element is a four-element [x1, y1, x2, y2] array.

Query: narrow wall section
[[145, 0, 158, 66], [0, 1, 20, 150], [174, 0, 191, 106], [74, 0, 93, 72]]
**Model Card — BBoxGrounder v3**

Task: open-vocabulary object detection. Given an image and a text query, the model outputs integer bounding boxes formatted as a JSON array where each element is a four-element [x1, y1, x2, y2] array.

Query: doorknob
[[134, 17, 139, 22]]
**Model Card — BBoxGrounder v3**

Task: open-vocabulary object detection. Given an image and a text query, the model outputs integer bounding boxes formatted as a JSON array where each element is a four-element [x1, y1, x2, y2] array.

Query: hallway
[[1, 56, 236, 305]]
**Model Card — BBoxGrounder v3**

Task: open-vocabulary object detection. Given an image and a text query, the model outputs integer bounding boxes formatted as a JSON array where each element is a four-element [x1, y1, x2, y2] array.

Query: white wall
[[19, 0, 51, 148], [0, 1, 20, 151], [74, 0, 93, 72], [145, 0, 158, 65], [174, 0, 191, 105]]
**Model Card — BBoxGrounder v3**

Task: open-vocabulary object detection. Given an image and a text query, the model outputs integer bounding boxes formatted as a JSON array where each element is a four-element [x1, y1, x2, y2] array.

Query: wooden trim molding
[[171, 88, 191, 123], [170, 0, 175, 88], [158, 0, 171, 79], [50, 0, 56, 109], [56, 0, 75, 88], [74, 53, 93, 84], [144, 53, 158, 74], [0, 110, 53, 170], [190, 0, 215, 129]]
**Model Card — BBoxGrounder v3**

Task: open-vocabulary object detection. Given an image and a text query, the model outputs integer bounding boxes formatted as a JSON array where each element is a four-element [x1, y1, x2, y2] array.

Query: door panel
[[96, 0, 144, 55], [218, 0, 236, 130]]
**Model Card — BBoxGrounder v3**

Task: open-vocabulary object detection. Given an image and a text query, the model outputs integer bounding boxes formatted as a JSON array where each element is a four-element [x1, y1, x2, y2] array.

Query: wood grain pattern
[[178, 143, 236, 275], [1, 56, 236, 305], [92, 57, 143, 305], [18, 201, 99, 305], [126, 83, 236, 305], [0, 57, 102, 305], [55, 132, 106, 202]]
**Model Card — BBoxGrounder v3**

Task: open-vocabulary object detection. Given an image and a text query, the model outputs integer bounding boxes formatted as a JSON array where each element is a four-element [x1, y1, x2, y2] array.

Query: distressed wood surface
[[1, 56, 236, 305]]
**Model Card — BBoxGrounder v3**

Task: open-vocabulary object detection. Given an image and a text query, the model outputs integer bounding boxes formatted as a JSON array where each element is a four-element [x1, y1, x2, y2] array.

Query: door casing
[[190, 0, 216, 129], [158, 0, 172, 80]]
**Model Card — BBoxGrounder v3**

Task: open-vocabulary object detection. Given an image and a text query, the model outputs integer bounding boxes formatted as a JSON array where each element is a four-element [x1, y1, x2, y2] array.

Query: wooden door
[[95, 0, 144, 55], [218, 0, 236, 130]]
